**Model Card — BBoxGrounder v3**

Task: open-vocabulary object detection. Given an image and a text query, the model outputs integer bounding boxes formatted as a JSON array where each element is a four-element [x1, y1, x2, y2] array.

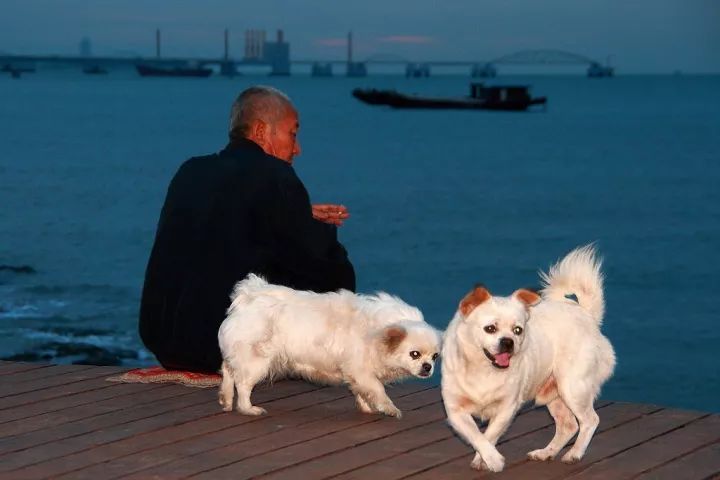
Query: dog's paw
[[470, 453, 486, 471], [384, 406, 403, 419], [355, 397, 373, 414], [238, 406, 267, 416], [561, 450, 583, 464], [382, 403, 402, 420], [528, 448, 556, 462], [218, 394, 233, 412], [376, 402, 402, 419], [471, 450, 505, 472]]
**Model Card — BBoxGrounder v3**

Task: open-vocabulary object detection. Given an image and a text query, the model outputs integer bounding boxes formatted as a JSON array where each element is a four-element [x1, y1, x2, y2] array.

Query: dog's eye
[[513, 326, 523, 335], [409, 351, 421, 359], [483, 325, 497, 334], [432, 353, 439, 361]]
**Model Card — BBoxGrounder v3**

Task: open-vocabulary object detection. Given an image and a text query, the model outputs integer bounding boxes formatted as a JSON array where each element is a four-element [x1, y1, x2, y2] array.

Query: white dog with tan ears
[[441, 245, 615, 472], [218, 274, 442, 417]]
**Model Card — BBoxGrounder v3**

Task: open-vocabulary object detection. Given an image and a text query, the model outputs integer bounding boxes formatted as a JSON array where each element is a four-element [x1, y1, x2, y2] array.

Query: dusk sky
[[1, 0, 718, 73]]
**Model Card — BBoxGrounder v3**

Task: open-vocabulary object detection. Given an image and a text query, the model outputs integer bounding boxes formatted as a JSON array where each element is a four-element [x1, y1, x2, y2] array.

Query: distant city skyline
[[1, 0, 719, 73]]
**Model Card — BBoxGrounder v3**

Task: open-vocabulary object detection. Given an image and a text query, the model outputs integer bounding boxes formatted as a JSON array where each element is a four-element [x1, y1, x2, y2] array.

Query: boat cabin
[[470, 83, 532, 103]]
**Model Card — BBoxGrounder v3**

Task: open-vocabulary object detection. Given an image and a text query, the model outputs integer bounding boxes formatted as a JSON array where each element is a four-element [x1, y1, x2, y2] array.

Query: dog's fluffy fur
[[218, 274, 441, 417], [441, 245, 615, 472]]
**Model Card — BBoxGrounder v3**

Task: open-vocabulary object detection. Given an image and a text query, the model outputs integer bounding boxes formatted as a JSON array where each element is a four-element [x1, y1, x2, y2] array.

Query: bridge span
[[0, 49, 613, 78]]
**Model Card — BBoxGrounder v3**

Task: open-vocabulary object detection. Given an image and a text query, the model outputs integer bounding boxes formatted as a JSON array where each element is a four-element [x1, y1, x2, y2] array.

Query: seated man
[[139, 86, 355, 373]]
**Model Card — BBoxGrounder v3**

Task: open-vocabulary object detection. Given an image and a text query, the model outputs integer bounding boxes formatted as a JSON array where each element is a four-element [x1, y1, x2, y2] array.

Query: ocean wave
[[1, 325, 152, 366], [0, 264, 36, 274], [23, 284, 135, 297], [0, 281, 136, 322], [0, 303, 44, 319], [0, 300, 68, 320], [2, 341, 143, 366]]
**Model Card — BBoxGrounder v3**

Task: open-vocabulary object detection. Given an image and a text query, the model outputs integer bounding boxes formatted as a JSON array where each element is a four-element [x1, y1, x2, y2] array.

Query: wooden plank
[[2, 381, 319, 477], [329, 404, 580, 480], [482, 408, 707, 480], [562, 414, 720, 480], [49, 386, 357, 480], [0, 387, 210, 458], [633, 441, 720, 480], [0, 362, 52, 376], [0, 381, 155, 424], [0, 366, 127, 411], [52, 385, 432, 480], [271, 405, 561, 480], [0, 384, 181, 439], [0, 362, 714, 480], [0, 364, 96, 385], [189, 391, 445, 479], [483, 403, 666, 480], [123, 386, 441, 479], [0, 365, 115, 397], [407, 402, 667, 480], [328, 402, 614, 480]]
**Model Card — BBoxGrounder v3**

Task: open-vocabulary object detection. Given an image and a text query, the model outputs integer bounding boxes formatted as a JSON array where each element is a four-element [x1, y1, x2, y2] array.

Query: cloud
[[379, 35, 434, 44]]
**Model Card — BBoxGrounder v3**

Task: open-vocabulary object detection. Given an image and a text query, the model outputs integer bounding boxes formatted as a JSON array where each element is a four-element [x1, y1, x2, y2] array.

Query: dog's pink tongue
[[494, 353, 510, 367]]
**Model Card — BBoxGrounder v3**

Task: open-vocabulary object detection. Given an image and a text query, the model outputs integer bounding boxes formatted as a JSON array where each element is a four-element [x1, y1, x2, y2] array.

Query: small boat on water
[[136, 64, 213, 78], [587, 62, 614, 78], [2, 64, 36, 78], [352, 83, 546, 111], [83, 65, 108, 75]]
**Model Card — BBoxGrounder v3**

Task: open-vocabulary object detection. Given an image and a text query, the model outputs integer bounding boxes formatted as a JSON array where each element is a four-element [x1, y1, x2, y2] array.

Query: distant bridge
[[0, 48, 613, 77], [295, 49, 612, 76], [491, 49, 600, 65]]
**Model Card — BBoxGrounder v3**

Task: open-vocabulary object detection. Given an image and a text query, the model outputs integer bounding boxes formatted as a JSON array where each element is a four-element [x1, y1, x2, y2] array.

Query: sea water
[[0, 71, 718, 412]]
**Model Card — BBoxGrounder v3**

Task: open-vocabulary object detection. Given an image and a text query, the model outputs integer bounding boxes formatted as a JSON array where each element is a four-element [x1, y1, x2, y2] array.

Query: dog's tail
[[227, 273, 269, 313], [539, 244, 605, 325]]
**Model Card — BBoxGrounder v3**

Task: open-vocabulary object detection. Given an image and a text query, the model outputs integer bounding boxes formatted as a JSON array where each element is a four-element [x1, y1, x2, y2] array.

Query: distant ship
[[587, 62, 614, 78], [352, 83, 546, 111], [135, 64, 213, 78], [83, 65, 108, 75], [2, 64, 35, 78]]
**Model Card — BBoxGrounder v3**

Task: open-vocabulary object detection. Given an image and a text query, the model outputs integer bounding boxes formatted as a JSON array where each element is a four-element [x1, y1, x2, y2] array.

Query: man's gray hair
[[229, 86, 294, 142]]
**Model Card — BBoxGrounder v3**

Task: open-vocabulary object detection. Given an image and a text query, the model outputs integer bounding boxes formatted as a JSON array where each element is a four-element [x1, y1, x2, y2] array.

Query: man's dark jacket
[[139, 139, 355, 373]]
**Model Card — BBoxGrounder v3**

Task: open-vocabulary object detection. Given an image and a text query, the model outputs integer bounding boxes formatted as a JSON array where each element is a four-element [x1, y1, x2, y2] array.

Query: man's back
[[139, 139, 355, 372]]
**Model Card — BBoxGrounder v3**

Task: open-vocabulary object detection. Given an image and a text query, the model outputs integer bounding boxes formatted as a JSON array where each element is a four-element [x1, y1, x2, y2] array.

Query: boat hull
[[352, 88, 546, 111], [136, 65, 213, 78]]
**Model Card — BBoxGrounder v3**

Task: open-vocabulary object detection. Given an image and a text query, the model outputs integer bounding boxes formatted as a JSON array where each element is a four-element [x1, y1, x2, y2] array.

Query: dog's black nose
[[499, 337, 514, 353], [422, 362, 432, 373]]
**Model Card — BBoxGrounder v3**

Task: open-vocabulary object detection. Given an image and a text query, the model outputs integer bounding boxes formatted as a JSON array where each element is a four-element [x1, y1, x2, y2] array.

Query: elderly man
[[139, 86, 355, 373]]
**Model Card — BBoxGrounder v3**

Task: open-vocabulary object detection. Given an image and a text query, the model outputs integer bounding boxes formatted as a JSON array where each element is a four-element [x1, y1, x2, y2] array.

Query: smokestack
[[277, 29, 284, 43], [156, 28, 161, 58], [224, 29, 229, 60], [347, 31, 353, 64], [260, 30, 266, 59]]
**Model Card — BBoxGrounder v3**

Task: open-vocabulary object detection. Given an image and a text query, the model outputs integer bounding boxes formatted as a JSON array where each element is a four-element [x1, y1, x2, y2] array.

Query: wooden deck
[[0, 362, 718, 480]]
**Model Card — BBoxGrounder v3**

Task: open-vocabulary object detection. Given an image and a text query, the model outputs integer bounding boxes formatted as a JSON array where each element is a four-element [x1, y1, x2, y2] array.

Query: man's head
[[229, 86, 301, 164]]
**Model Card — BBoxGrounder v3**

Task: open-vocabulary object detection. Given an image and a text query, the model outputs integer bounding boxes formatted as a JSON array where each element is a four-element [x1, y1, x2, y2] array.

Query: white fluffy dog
[[441, 245, 615, 472], [218, 274, 441, 417]]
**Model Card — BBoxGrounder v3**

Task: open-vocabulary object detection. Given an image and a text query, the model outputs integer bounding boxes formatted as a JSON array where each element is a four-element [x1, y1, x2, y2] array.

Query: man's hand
[[312, 204, 350, 226]]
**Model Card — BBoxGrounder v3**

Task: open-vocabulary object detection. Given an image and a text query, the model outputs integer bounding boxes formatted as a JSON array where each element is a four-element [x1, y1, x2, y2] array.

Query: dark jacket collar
[[221, 138, 291, 168], [221, 137, 266, 157]]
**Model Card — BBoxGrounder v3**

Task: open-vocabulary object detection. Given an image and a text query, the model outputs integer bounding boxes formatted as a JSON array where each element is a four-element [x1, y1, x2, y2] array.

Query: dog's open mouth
[[417, 371, 431, 378], [484, 348, 511, 369]]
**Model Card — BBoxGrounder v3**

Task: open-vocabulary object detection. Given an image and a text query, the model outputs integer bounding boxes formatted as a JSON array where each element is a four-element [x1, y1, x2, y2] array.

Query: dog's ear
[[459, 284, 491, 317], [512, 288, 541, 309], [382, 325, 407, 353]]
